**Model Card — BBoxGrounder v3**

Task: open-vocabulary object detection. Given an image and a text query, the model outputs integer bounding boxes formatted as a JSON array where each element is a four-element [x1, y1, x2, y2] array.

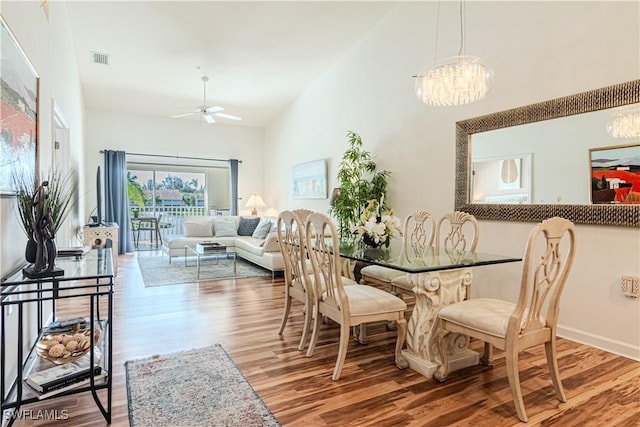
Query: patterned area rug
[[125, 345, 280, 427], [137, 255, 271, 287]]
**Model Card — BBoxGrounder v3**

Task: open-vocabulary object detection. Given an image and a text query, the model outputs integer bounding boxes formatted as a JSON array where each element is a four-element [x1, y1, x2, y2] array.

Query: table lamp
[[245, 194, 266, 216]]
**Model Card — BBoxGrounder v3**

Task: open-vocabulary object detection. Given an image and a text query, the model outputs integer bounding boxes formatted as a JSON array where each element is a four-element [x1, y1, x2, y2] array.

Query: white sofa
[[162, 215, 284, 275]]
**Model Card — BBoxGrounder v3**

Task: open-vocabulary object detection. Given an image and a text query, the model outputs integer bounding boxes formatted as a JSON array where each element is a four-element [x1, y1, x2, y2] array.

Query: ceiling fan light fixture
[[171, 75, 242, 123]]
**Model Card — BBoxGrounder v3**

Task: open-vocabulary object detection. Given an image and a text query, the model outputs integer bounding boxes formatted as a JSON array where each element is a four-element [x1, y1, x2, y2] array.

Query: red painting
[[1, 16, 38, 194], [590, 143, 640, 204]]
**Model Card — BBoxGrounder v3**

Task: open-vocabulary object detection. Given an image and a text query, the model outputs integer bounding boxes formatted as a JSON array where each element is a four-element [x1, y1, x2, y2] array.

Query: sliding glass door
[[126, 162, 230, 240]]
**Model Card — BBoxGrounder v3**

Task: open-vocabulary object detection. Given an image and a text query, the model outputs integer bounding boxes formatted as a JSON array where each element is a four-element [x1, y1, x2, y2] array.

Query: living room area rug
[[137, 255, 272, 287], [125, 345, 280, 427]]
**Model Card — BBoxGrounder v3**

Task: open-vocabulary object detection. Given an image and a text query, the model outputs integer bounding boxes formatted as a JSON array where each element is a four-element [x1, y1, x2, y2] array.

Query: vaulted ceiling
[[66, 1, 397, 128]]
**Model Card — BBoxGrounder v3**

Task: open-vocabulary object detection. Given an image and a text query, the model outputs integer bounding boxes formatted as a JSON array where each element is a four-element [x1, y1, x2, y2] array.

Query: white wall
[[264, 2, 640, 359], [0, 0, 85, 394], [83, 109, 265, 220]]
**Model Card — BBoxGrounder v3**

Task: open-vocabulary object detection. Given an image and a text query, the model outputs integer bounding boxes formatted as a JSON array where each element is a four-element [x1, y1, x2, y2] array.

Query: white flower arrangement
[[352, 196, 402, 247]]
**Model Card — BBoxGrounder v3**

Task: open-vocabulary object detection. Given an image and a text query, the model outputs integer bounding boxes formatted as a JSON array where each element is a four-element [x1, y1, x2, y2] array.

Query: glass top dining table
[[335, 238, 522, 379], [336, 239, 521, 273]]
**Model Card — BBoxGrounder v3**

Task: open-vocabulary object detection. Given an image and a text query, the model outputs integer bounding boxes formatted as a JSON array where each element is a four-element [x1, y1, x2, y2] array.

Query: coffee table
[[184, 244, 237, 279]]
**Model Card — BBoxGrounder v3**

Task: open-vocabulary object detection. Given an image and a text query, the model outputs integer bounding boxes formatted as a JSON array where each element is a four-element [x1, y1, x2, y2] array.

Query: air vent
[[91, 51, 109, 65]]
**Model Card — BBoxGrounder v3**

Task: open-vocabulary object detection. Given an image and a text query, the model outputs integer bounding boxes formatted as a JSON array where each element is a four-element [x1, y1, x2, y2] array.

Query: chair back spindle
[[400, 209, 435, 262], [435, 211, 479, 254], [305, 213, 349, 314]]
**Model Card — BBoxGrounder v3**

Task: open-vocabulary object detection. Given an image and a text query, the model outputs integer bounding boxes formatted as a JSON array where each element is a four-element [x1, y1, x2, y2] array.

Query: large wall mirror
[[455, 80, 640, 227]]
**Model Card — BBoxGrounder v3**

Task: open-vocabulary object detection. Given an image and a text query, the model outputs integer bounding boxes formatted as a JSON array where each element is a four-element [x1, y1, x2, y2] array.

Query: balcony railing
[[130, 206, 208, 240]]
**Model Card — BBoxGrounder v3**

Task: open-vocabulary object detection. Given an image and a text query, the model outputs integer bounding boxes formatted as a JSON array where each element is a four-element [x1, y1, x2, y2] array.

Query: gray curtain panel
[[104, 150, 133, 254], [229, 159, 239, 216]]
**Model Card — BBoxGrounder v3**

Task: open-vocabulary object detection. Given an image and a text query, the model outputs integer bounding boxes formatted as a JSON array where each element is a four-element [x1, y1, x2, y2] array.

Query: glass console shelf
[[1, 248, 114, 426]]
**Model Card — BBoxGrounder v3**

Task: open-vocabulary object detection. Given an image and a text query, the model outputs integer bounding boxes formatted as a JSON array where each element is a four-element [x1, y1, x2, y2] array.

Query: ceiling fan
[[171, 76, 242, 124]]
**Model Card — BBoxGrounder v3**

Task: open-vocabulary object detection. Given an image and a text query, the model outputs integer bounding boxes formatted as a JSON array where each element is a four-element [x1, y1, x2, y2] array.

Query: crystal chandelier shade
[[415, 55, 494, 106], [606, 107, 640, 138]]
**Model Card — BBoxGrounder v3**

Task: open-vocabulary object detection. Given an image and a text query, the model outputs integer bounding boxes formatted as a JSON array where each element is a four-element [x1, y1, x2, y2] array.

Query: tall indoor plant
[[329, 131, 390, 238], [14, 169, 77, 262]]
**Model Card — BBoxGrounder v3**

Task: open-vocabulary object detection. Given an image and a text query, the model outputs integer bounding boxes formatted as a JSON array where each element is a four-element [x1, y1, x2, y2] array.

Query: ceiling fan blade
[[214, 112, 242, 121], [202, 114, 216, 124], [171, 112, 199, 118], [205, 106, 224, 114]]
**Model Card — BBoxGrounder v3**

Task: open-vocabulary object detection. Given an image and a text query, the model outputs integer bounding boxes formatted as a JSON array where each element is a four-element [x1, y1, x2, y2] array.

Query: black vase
[[362, 234, 382, 248], [25, 239, 37, 263]]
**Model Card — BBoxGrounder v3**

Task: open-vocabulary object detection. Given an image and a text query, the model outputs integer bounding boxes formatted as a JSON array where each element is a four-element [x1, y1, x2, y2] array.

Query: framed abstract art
[[1, 15, 39, 195], [292, 159, 327, 199], [589, 143, 640, 204]]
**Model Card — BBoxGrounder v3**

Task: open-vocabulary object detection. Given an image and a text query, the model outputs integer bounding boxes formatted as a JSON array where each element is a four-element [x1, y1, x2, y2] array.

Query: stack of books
[[56, 246, 91, 258], [25, 363, 105, 399]]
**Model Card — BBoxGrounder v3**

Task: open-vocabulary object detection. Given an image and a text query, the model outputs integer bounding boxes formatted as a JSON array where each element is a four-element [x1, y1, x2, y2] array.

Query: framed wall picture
[[1, 15, 39, 195], [292, 159, 327, 199], [589, 143, 640, 204]]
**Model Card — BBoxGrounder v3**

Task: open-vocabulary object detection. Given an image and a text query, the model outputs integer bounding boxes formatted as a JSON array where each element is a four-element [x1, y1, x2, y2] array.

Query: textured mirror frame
[[455, 80, 640, 227]]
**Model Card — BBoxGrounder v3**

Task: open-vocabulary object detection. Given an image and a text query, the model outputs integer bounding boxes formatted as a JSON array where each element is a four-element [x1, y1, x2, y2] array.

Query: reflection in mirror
[[472, 153, 532, 204], [455, 80, 640, 227], [471, 104, 639, 205]]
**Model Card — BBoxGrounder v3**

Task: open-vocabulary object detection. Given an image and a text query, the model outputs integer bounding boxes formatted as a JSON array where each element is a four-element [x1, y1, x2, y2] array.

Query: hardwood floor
[[11, 252, 640, 426]]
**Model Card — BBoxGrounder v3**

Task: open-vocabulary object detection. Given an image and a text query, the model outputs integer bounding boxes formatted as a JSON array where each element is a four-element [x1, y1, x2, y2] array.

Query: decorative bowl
[[36, 325, 101, 364]]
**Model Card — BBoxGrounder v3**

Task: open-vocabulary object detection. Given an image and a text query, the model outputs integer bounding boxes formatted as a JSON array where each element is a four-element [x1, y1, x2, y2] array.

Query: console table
[[0, 249, 114, 425]]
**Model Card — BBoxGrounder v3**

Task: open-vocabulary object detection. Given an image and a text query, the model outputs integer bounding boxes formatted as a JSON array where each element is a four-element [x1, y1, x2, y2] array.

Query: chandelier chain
[[458, 0, 464, 57], [434, 0, 441, 62]]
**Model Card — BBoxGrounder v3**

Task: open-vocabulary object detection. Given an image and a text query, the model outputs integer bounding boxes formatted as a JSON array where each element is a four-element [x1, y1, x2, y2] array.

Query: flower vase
[[362, 234, 382, 249]]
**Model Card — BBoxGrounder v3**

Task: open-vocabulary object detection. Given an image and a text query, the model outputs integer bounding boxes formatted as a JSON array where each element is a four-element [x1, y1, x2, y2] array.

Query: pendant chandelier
[[606, 105, 640, 138], [415, 1, 494, 106]]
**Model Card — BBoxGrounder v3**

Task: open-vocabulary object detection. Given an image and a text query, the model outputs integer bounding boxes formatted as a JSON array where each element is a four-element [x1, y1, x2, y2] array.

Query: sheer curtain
[[229, 159, 239, 215], [104, 150, 133, 254]]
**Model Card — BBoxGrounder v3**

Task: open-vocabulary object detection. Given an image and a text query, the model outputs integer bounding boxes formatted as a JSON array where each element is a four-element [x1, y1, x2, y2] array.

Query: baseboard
[[557, 325, 640, 361]]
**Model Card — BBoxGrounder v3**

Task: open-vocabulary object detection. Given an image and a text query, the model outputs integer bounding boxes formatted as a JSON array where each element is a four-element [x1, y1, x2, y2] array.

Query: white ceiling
[[65, 1, 397, 128]]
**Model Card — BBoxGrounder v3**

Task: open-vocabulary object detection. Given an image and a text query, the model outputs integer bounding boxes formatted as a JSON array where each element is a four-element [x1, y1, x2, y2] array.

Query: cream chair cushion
[[360, 265, 404, 282], [390, 274, 412, 291], [439, 298, 540, 339], [322, 284, 407, 316], [438, 298, 515, 338]]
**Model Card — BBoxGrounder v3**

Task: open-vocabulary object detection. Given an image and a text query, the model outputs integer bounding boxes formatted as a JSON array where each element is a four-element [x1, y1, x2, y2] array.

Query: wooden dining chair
[[277, 210, 314, 351], [360, 209, 435, 296], [434, 217, 576, 422], [391, 211, 478, 295], [304, 212, 408, 380]]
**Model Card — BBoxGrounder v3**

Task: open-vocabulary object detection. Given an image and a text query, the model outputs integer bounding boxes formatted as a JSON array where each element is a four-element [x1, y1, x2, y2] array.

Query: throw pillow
[[183, 221, 213, 237], [237, 216, 260, 236], [252, 218, 273, 239], [261, 232, 280, 252], [213, 218, 238, 237]]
